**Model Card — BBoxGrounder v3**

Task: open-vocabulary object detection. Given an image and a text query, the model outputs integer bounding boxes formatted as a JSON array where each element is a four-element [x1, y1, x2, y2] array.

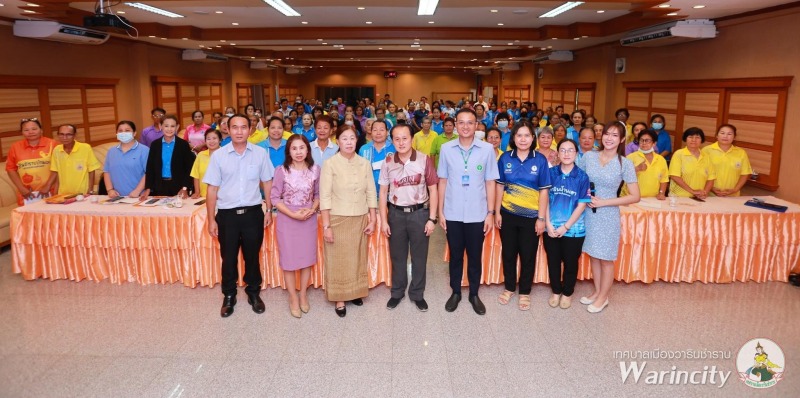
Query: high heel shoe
[[290, 305, 302, 319], [587, 299, 609, 313]]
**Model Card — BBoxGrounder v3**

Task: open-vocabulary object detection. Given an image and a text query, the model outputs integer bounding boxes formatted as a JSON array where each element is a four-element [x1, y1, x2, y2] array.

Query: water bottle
[[750, 169, 759, 181], [668, 192, 677, 208]]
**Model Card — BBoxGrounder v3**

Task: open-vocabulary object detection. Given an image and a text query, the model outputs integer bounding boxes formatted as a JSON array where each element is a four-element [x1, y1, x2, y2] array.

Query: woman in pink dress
[[183, 110, 211, 153], [270, 134, 320, 318]]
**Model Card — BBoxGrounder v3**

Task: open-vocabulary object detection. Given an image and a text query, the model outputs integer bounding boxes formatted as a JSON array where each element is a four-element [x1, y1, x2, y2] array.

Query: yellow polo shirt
[[190, 149, 212, 197], [247, 129, 268, 144], [412, 130, 438, 156], [624, 151, 669, 197], [702, 142, 752, 196], [668, 148, 716, 197], [282, 130, 293, 140], [49, 141, 101, 195]]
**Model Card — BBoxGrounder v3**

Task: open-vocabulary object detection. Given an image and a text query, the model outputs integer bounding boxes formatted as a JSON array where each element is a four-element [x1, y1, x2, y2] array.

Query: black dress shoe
[[414, 299, 428, 312], [335, 305, 347, 317], [469, 295, 486, 315], [386, 297, 402, 309], [246, 292, 266, 314], [350, 298, 364, 306], [445, 293, 461, 312], [220, 295, 236, 318]]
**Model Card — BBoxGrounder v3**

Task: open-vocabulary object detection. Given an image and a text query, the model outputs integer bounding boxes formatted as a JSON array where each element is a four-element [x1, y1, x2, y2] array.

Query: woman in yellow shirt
[[486, 127, 503, 159], [625, 130, 668, 199], [190, 129, 222, 198], [669, 127, 716, 198], [702, 124, 752, 197]]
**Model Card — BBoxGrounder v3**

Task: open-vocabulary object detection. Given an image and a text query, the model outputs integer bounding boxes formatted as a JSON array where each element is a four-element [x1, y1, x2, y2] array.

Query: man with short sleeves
[[45, 124, 101, 195], [204, 114, 274, 318], [437, 108, 499, 315]]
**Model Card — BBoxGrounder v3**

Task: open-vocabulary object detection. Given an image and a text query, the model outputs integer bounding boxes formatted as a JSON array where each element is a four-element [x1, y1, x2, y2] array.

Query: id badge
[[372, 160, 384, 171], [461, 174, 470, 187]]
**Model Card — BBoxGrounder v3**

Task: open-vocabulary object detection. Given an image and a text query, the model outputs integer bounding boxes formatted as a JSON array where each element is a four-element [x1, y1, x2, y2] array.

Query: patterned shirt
[[548, 165, 591, 237], [497, 150, 553, 218], [379, 150, 438, 206]]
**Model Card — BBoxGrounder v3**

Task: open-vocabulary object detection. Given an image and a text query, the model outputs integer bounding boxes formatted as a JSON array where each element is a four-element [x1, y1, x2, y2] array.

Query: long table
[[11, 196, 800, 288]]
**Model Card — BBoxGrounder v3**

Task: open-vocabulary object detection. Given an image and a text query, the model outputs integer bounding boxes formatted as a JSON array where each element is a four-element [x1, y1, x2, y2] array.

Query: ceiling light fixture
[[461, 49, 465, 51], [366, 21, 372, 24], [125, 3, 184, 18], [482, 45, 492, 48], [357, 7, 365, 10], [264, 0, 301, 16], [26, 3, 39, 6], [232, 22, 239, 25], [693, 5, 705, 9], [417, 0, 439, 16], [23, 10, 36, 13], [428, 21, 435, 24], [540, 1, 583, 18], [490, 9, 498, 13], [658, 4, 670, 8], [317, 38, 323, 41], [301, 21, 308, 24], [667, 12, 678, 16], [597, 10, 604, 13], [497, 23, 504, 26], [215, 11, 223, 14], [322, 42, 327, 44], [181, 37, 188, 40], [117, 11, 125, 14]]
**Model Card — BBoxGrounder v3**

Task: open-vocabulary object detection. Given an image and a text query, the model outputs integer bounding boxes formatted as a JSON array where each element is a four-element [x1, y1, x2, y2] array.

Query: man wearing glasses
[[437, 108, 499, 315], [42, 124, 101, 196], [140, 107, 165, 147]]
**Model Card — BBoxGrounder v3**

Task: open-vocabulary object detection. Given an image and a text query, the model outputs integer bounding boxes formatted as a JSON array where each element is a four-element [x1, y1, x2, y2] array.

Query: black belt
[[219, 205, 262, 215], [162, 177, 173, 181], [389, 202, 427, 213]]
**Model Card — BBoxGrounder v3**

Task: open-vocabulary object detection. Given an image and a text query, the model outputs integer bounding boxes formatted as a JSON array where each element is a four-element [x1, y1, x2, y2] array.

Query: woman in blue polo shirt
[[494, 120, 552, 311], [544, 139, 590, 309]]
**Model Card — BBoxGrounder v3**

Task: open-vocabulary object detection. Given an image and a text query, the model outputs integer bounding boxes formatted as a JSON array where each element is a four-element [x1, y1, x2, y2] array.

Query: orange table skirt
[[12, 205, 800, 288], [445, 210, 800, 284]]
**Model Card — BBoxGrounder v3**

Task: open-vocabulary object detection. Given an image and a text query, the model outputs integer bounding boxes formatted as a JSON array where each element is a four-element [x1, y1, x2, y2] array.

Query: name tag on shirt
[[461, 174, 470, 187], [372, 160, 384, 171]]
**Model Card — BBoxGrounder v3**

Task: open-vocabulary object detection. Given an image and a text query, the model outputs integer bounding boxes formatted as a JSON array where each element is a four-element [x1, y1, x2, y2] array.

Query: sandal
[[518, 295, 531, 311], [497, 290, 515, 305]]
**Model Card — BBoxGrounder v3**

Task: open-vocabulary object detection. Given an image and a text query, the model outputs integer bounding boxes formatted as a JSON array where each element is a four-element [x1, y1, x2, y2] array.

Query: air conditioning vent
[[13, 20, 109, 45], [621, 19, 716, 47]]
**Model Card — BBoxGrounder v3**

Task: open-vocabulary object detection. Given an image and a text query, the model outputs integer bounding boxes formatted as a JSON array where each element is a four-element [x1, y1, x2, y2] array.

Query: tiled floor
[[1, 229, 798, 397]]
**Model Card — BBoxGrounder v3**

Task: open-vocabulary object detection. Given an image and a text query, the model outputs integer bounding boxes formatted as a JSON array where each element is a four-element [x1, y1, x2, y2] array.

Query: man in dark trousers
[[204, 114, 274, 317]]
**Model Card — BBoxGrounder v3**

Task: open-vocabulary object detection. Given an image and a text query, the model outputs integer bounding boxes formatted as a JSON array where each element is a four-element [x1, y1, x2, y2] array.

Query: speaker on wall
[[615, 58, 626, 74], [537, 68, 544, 79]]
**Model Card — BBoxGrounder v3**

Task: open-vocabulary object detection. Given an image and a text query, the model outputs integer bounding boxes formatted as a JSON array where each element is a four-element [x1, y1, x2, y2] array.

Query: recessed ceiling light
[[357, 6, 365, 10], [547, 45, 553, 48], [301, 21, 308, 24], [317, 38, 323, 41], [507, 42, 513, 45], [540, 47, 546, 50], [418, 48, 422, 50], [482, 45, 492, 48], [582, 35, 588, 38], [220, 40, 226, 42], [693, 5, 705, 9], [366, 21, 372, 24], [428, 21, 434, 24], [26, 3, 39, 6], [199, 45, 204, 47], [231, 43, 237, 46], [497, 23, 504, 26], [160, 37, 167, 40], [117, 11, 125, 14], [659, 4, 670, 8], [552, 37, 558, 40], [125, 3, 184, 18], [215, 45, 221, 48], [215, 11, 223, 14], [573, 37, 580, 40], [597, 10, 605, 13], [148, 35, 156, 38], [409, 58, 413, 60], [181, 37, 188, 40], [508, 57, 513, 59], [232, 22, 239, 25], [251, 57, 255, 59], [298, 47, 302, 50], [461, 49, 466, 51], [322, 42, 327, 45], [22, 10, 36, 13], [667, 12, 678, 16], [490, 9, 498, 13], [378, 47, 383, 50]]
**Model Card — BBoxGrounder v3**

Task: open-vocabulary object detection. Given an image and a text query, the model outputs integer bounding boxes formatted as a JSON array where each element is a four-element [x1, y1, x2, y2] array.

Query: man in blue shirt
[[204, 113, 274, 318], [437, 108, 499, 315]]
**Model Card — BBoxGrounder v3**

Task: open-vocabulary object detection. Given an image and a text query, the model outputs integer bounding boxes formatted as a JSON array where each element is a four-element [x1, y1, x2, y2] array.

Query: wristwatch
[[181, 187, 188, 191], [488, 210, 496, 215], [428, 217, 438, 224]]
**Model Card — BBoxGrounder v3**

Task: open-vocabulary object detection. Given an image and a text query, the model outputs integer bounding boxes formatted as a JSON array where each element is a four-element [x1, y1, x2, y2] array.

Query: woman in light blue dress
[[576, 121, 640, 313]]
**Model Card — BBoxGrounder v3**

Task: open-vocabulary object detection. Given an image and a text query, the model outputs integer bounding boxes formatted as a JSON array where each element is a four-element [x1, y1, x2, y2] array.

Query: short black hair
[[615, 108, 630, 118], [682, 127, 705, 143]]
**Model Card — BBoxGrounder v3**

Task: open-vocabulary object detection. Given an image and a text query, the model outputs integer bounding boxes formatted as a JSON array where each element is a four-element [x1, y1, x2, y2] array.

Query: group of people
[[6, 93, 754, 318]]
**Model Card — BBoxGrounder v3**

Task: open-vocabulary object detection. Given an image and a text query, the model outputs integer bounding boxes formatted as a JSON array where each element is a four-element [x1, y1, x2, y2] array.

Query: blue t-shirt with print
[[548, 165, 591, 237]]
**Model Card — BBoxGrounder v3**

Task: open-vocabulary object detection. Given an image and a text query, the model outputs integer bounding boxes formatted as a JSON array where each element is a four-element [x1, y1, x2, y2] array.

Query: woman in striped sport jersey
[[543, 139, 590, 309]]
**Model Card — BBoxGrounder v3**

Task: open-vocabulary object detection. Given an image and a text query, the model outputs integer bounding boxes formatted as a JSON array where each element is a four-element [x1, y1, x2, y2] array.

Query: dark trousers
[[388, 207, 430, 301], [446, 220, 485, 297], [216, 205, 265, 296], [151, 178, 185, 197], [543, 234, 585, 296], [500, 211, 539, 295]]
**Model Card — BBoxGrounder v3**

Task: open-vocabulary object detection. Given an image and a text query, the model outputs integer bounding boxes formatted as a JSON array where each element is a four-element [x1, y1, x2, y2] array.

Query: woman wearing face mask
[[703, 124, 752, 197], [624, 122, 649, 155], [141, 115, 196, 199], [190, 129, 222, 199], [320, 126, 378, 317], [182, 110, 210, 154], [669, 127, 716, 199], [624, 130, 668, 200], [103, 121, 149, 198], [496, 112, 512, 150], [344, 113, 367, 152], [650, 114, 672, 161]]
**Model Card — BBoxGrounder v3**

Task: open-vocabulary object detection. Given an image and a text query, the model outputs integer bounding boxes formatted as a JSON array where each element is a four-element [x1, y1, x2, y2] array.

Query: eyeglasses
[[639, 139, 654, 144], [57, 133, 75, 137], [559, 148, 577, 154], [21, 117, 39, 123], [152, 114, 164, 118]]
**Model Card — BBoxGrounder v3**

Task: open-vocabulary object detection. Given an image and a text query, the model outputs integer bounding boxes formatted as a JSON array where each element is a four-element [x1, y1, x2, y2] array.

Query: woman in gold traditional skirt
[[319, 125, 377, 317]]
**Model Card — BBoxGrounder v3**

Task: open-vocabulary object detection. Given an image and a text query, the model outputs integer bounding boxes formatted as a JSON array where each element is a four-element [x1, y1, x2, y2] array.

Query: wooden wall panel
[[729, 93, 778, 117], [180, 85, 196, 98], [727, 119, 775, 146], [87, 107, 116, 124], [658, 112, 678, 131], [86, 88, 114, 105], [0, 112, 38, 133], [563, 90, 575, 103], [628, 92, 649, 108], [198, 85, 211, 97], [161, 85, 177, 99], [652, 92, 679, 110], [685, 92, 719, 113], [1, 137, 22, 159], [48, 89, 82, 106], [0, 89, 39, 108], [89, 124, 116, 142], [746, 148, 772, 175], [629, 110, 649, 125], [682, 115, 718, 138], [50, 109, 83, 126]]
